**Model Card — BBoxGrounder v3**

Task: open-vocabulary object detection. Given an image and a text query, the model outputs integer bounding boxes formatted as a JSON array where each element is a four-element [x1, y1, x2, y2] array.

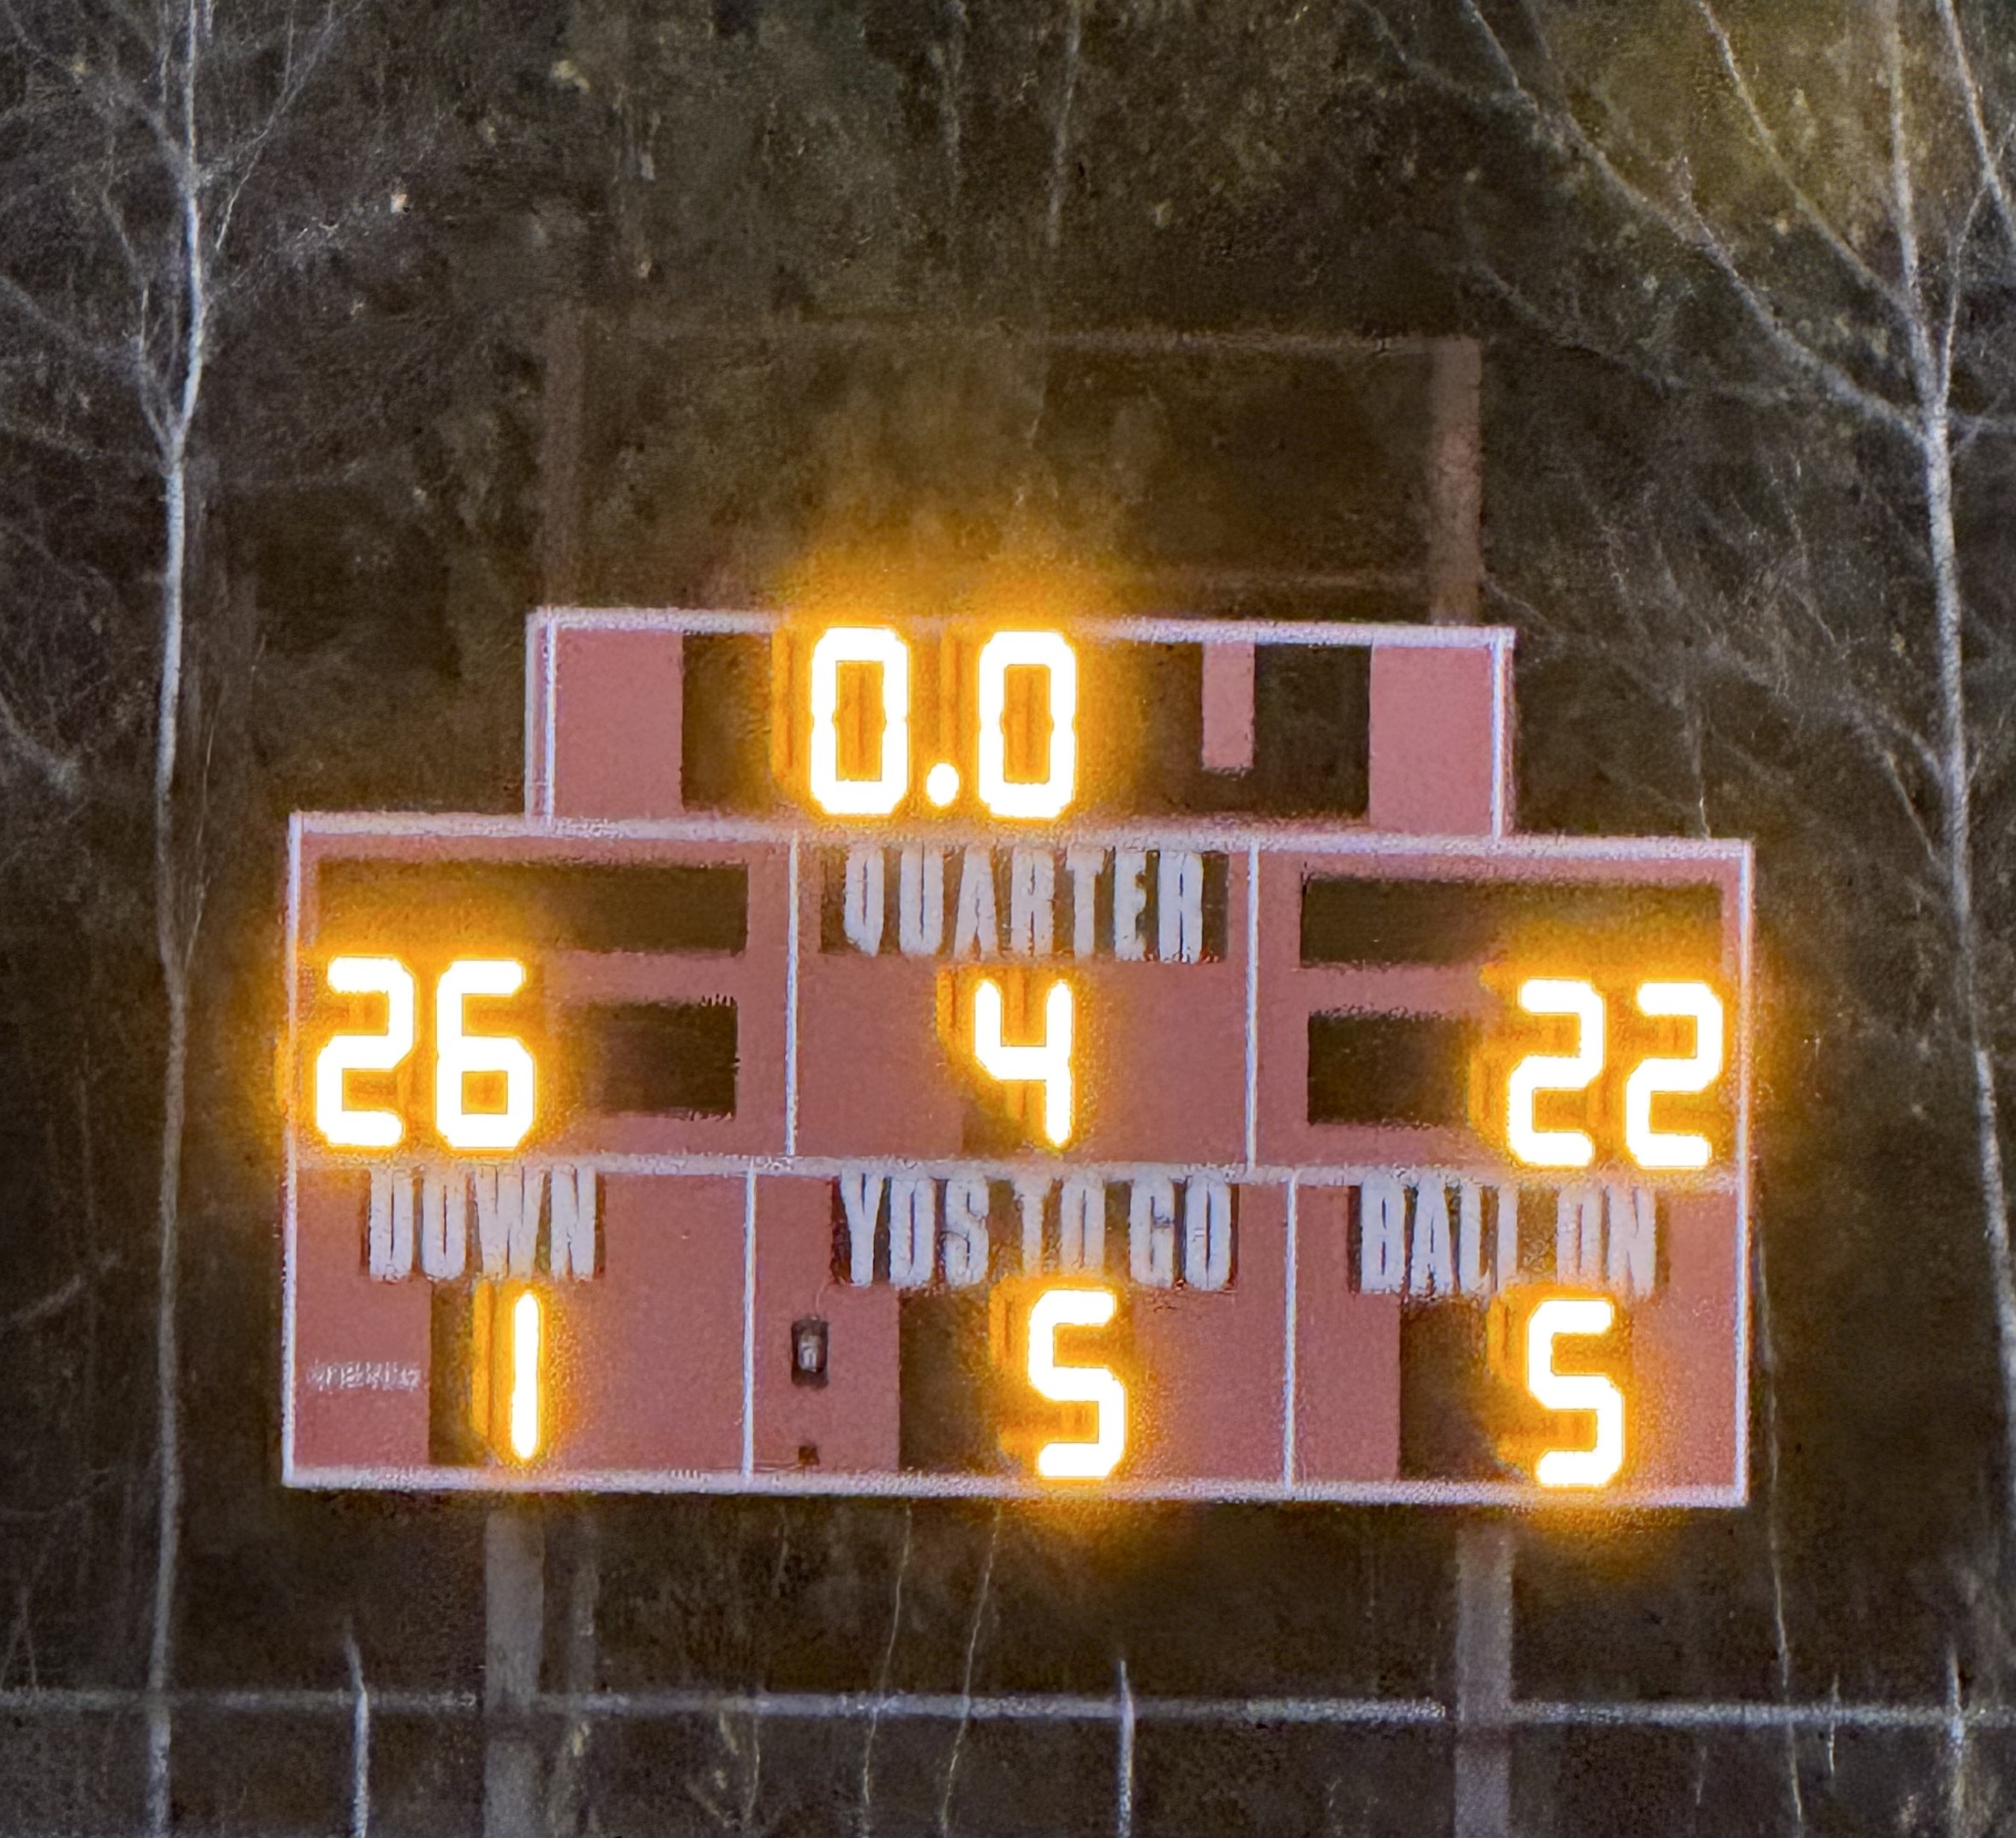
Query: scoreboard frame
[[281, 610, 1753, 1508]]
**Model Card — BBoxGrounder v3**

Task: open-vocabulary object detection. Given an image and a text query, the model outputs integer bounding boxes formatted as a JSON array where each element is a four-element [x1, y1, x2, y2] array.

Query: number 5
[[1527, 1295, 1625, 1488], [1027, 1286, 1127, 1480]]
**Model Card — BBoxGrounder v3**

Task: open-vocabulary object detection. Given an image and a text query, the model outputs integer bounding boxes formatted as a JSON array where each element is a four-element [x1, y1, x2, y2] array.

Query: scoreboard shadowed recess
[[283, 609, 1753, 1506]]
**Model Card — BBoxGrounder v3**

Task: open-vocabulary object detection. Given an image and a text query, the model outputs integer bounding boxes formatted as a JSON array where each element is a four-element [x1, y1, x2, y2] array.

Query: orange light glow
[[1528, 1295, 1625, 1488], [314, 956, 416, 1148], [973, 977, 1074, 1145], [976, 631, 1077, 820], [808, 626, 910, 816], [1624, 982, 1724, 1170], [434, 960, 535, 1152], [1507, 978, 1604, 1168], [508, 1290, 542, 1462], [1026, 1285, 1126, 1480]]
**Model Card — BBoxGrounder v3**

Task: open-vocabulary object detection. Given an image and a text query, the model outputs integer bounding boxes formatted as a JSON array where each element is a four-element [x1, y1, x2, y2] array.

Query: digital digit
[[1507, 978, 1605, 1168], [973, 977, 1074, 1147], [436, 959, 536, 1152], [1026, 1285, 1126, 1480], [509, 1289, 542, 1462], [1624, 981, 1724, 1171], [314, 956, 416, 1149], [809, 626, 910, 816], [1527, 1294, 1625, 1488], [976, 631, 1077, 820]]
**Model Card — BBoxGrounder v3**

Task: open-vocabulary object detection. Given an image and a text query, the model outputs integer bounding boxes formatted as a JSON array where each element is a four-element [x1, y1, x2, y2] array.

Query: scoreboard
[[282, 610, 1752, 1506]]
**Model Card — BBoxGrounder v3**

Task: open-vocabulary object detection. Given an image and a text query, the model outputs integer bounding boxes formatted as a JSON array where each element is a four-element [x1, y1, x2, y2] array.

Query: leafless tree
[[0, 2, 350, 1827], [1368, 0, 2016, 1552]]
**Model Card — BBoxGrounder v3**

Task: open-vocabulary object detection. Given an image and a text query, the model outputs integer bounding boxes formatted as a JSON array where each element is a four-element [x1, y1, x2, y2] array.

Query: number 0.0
[[799, 626, 1078, 820]]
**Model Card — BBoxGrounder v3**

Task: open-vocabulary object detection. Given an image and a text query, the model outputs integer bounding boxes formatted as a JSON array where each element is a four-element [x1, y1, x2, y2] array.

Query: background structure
[[0, 2, 2013, 1831]]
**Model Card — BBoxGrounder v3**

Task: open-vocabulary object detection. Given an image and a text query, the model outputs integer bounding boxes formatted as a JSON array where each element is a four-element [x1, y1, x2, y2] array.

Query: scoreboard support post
[[483, 1506, 545, 1838], [285, 601, 1754, 1836], [1454, 1521, 1516, 1838]]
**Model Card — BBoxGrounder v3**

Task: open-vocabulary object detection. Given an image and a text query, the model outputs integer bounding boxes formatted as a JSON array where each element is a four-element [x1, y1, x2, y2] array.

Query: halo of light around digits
[[1026, 1286, 1126, 1481], [1528, 1296, 1625, 1488], [810, 626, 910, 816], [288, 609, 1751, 1503], [804, 626, 1076, 821]]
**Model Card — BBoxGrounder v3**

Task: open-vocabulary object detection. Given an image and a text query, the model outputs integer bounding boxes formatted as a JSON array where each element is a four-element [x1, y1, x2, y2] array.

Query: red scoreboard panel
[[283, 611, 1752, 1506]]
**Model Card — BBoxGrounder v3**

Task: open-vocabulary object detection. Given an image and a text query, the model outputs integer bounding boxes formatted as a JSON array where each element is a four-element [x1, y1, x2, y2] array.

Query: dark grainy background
[[1, 0, 2013, 1830]]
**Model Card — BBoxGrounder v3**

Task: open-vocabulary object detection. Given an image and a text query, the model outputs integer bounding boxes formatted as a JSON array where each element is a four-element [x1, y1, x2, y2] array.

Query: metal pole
[[484, 1505, 546, 1838], [1453, 1520, 1514, 1838], [1115, 1661, 1135, 1838], [1426, 336, 1484, 626]]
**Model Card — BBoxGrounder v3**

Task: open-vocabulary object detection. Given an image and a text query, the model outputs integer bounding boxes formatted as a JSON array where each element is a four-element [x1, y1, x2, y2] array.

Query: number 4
[[972, 978, 1074, 1147]]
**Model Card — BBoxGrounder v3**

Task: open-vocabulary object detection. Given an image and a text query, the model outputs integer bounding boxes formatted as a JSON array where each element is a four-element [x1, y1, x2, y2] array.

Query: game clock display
[[282, 609, 1752, 1506]]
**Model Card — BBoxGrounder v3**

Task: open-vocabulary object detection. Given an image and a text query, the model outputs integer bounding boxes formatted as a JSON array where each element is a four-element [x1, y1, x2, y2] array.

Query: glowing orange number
[[1624, 982, 1723, 1171], [1527, 1296, 1625, 1488], [973, 978, 1074, 1147], [315, 957, 416, 1149], [312, 956, 535, 1153], [1026, 1286, 1126, 1481], [1505, 979, 1726, 1172], [808, 626, 910, 817], [976, 631, 1078, 821], [1507, 978, 1604, 1168], [509, 1290, 542, 1462], [435, 960, 537, 1152]]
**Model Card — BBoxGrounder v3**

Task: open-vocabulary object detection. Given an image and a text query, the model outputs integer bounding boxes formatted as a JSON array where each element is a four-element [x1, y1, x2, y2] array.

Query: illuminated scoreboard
[[282, 611, 1752, 1506]]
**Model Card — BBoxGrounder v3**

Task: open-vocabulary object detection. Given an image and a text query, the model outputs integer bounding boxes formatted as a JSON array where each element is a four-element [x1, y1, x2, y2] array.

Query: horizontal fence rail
[[0, 1678, 2005, 1838], [6, 1682, 2007, 1729]]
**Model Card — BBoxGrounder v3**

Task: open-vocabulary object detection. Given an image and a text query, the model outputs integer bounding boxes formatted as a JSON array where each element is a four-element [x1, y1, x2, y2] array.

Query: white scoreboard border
[[283, 816, 1754, 1508], [283, 624, 1752, 1510], [523, 608, 1518, 840]]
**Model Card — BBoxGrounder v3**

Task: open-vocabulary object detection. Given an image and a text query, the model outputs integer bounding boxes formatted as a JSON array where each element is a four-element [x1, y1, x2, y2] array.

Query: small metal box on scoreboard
[[283, 610, 1752, 1506]]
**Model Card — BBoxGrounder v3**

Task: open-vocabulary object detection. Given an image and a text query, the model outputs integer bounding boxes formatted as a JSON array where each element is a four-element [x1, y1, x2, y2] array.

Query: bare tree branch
[[1937, 0, 2016, 255], [1692, 0, 1904, 310]]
